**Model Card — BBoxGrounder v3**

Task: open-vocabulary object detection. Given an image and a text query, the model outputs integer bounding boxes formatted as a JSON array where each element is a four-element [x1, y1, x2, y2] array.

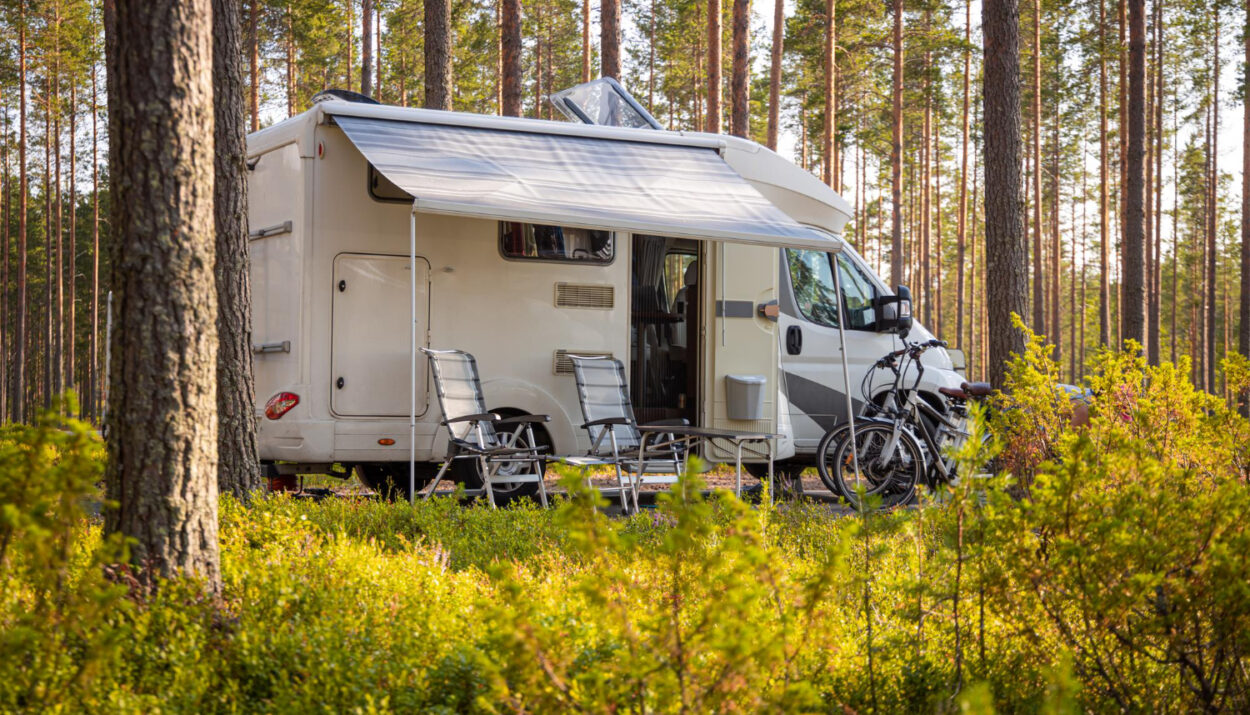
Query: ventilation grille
[[553, 350, 614, 376], [555, 282, 614, 309]]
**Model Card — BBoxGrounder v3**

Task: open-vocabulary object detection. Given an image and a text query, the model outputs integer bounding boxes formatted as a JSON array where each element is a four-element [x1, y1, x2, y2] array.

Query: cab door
[[331, 253, 430, 417], [778, 248, 893, 452]]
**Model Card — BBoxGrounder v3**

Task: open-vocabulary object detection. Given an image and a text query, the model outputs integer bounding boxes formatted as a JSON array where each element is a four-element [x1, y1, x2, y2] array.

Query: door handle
[[786, 325, 803, 355]]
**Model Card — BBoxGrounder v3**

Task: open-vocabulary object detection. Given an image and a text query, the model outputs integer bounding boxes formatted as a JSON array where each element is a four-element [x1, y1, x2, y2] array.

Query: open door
[[706, 242, 783, 442], [331, 253, 430, 416]]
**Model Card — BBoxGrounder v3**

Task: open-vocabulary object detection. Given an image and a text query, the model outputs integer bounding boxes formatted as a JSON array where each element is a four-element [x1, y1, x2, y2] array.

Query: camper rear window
[[499, 222, 614, 265]]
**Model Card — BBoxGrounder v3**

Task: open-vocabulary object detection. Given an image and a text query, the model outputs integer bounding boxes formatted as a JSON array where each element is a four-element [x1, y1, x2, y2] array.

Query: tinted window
[[500, 222, 614, 264]]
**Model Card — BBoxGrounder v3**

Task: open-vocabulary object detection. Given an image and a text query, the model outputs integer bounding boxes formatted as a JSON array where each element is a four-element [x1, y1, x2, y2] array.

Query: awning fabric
[[332, 114, 839, 252]]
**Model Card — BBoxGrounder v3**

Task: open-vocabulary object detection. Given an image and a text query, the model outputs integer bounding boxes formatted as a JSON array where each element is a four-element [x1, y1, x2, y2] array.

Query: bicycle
[[815, 339, 991, 509]]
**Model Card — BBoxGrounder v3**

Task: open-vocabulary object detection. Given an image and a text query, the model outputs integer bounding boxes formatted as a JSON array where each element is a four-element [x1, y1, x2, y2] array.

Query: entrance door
[[629, 236, 700, 425], [331, 253, 430, 416]]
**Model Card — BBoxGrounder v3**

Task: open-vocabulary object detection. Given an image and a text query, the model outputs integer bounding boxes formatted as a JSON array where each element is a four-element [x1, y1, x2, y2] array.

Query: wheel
[[821, 422, 923, 510], [745, 462, 807, 499], [815, 425, 852, 496], [356, 462, 438, 501], [453, 415, 551, 505]]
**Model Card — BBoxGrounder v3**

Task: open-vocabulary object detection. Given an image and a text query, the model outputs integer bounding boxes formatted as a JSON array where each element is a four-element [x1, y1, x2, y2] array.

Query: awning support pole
[[410, 205, 418, 504], [831, 257, 861, 491]]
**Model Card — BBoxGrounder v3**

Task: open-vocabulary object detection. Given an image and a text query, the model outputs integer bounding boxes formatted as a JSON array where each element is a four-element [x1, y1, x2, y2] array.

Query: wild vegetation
[[2, 339, 1248, 713]]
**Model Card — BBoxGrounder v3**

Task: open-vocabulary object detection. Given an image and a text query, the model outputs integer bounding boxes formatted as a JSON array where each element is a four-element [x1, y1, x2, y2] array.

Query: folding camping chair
[[422, 348, 550, 508], [568, 355, 687, 512]]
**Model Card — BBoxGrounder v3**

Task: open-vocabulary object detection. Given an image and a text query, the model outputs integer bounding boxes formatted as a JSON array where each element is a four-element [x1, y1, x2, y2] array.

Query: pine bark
[[1121, 0, 1147, 346], [730, 0, 750, 138], [890, 0, 904, 287], [602, 0, 621, 79], [103, 0, 222, 591], [983, 0, 1028, 388], [501, 0, 522, 116], [706, 0, 722, 132], [424, 0, 451, 110], [767, 0, 784, 150], [213, 0, 262, 499], [69, 82, 77, 404]]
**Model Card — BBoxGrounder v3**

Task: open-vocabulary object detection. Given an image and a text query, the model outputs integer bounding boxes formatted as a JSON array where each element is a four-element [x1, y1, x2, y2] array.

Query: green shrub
[[1, 342, 1249, 712]]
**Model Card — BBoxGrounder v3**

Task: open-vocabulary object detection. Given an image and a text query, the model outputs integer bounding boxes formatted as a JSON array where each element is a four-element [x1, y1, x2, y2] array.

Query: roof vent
[[553, 350, 613, 376], [555, 282, 614, 309], [312, 89, 381, 105]]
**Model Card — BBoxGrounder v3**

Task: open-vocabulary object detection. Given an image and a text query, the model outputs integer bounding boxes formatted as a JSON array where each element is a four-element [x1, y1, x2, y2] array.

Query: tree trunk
[[922, 19, 932, 326], [361, 0, 373, 97], [648, 0, 657, 110], [1149, 0, 1163, 365], [69, 81, 77, 405], [249, 0, 259, 132], [1030, 0, 1043, 334], [1098, 0, 1111, 347], [1, 107, 8, 420], [602, 0, 621, 79], [706, 0, 722, 133], [501, 0, 522, 116], [822, 0, 836, 185], [767, 0, 784, 150], [13, 9, 27, 422], [425, 0, 451, 110], [91, 61, 100, 421], [983, 0, 1028, 388], [1121, 0, 1146, 346], [1204, 15, 1218, 390], [1049, 92, 1060, 364], [103, 0, 222, 591], [730, 0, 749, 138], [213, 0, 262, 499], [890, 0, 904, 288], [956, 0, 971, 350], [285, 5, 295, 116], [582, 0, 591, 82], [1241, 0, 1250, 412]]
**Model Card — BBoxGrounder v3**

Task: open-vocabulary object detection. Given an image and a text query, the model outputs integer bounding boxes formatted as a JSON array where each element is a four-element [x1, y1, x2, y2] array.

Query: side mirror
[[874, 284, 913, 337]]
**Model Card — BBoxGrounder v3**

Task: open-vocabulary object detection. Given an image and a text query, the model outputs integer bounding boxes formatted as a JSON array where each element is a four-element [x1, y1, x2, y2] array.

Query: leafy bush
[[2, 342, 1249, 712]]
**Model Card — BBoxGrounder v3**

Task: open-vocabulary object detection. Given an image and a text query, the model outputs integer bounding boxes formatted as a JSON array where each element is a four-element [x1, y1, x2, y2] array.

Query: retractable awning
[[331, 114, 840, 253]]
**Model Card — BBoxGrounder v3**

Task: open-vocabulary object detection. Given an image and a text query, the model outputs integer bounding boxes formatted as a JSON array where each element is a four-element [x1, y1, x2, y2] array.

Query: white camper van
[[247, 88, 966, 498]]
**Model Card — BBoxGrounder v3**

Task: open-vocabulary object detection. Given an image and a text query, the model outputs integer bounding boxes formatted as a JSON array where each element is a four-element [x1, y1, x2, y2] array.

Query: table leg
[[768, 440, 775, 506], [735, 441, 743, 498]]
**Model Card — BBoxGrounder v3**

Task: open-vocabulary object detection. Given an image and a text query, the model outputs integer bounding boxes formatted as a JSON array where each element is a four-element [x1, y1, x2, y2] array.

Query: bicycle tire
[[823, 422, 924, 510]]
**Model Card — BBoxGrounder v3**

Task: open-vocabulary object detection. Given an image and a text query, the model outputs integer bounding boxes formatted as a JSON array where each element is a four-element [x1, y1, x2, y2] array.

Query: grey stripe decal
[[782, 370, 864, 433]]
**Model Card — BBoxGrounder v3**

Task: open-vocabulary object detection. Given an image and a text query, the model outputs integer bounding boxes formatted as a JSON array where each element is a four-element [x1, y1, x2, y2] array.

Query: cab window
[[786, 249, 877, 331]]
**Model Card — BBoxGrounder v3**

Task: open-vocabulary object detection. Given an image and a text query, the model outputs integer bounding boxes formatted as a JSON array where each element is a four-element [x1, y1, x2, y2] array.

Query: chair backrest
[[423, 348, 497, 446], [569, 355, 641, 454]]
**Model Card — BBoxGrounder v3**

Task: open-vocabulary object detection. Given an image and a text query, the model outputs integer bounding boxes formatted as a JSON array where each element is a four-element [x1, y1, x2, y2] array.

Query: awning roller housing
[[332, 114, 841, 253]]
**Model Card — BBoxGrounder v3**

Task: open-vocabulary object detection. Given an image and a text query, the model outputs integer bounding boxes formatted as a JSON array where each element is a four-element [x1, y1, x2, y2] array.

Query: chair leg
[[480, 455, 497, 508]]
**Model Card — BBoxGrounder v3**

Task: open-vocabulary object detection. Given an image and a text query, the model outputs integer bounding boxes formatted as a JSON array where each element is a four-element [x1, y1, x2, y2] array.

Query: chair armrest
[[444, 412, 499, 425], [497, 414, 551, 425], [582, 416, 632, 428]]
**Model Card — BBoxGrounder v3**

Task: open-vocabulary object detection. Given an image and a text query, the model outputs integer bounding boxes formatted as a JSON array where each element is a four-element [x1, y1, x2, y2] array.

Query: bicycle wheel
[[815, 424, 853, 496], [824, 423, 923, 510]]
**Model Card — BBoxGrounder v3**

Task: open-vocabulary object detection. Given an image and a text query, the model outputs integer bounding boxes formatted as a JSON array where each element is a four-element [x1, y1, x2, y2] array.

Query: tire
[[819, 422, 923, 510], [356, 462, 438, 501], [453, 415, 551, 506]]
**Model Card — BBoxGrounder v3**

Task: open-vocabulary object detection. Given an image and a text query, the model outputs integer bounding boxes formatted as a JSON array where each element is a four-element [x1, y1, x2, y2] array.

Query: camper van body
[[246, 100, 964, 483]]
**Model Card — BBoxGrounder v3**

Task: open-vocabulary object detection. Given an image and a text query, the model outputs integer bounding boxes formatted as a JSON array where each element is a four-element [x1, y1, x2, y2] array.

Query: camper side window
[[499, 222, 615, 264]]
